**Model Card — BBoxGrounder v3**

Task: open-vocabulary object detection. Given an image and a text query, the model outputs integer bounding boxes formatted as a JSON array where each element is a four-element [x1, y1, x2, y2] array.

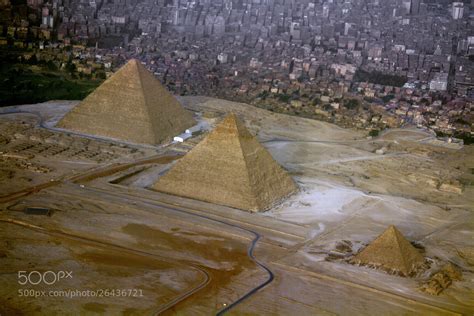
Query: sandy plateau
[[0, 97, 473, 315]]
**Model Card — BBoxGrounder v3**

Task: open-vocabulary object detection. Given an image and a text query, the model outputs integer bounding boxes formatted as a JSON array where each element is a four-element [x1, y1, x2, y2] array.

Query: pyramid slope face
[[353, 225, 424, 275], [57, 59, 195, 145], [154, 114, 297, 212]]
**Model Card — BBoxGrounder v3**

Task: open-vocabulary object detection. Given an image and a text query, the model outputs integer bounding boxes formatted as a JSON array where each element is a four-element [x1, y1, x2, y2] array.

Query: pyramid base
[[153, 186, 298, 213]]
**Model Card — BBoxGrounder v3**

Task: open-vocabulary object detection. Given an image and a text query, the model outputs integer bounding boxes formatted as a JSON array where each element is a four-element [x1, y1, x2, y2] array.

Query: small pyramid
[[153, 113, 297, 212], [352, 225, 424, 276], [57, 59, 195, 145]]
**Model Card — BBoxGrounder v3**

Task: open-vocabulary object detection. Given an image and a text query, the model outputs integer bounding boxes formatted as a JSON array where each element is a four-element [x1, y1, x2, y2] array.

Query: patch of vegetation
[[354, 69, 407, 87], [257, 90, 269, 100], [312, 98, 322, 106], [276, 93, 291, 103], [381, 94, 395, 103], [453, 133, 473, 145], [420, 98, 430, 105], [322, 103, 333, 111], [435, 130, 474, 145], [0, 63, 102, 106], [454, 118, 470, 126], [343, 98, 361, 110], [368, 129, 380, 137]]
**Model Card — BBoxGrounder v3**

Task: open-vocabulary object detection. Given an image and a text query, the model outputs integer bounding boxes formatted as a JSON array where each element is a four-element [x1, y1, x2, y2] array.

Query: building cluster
[[0, 0, 472, 140]]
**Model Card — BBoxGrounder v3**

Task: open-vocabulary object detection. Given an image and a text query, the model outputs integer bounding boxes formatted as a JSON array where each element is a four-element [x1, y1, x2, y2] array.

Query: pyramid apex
[[383, 225, 406, 241], [222, 112, 240, 123], [122, 59, 145, 71], [214, 113, 250, 137], [126, 58, 140, 65], [386, 225, 398, 233]]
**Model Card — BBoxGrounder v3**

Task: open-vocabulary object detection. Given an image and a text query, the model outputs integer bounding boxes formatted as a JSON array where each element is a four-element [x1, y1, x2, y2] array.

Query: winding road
[[0, 108, 276, 315], [77, 185, 275, 315], [1, 168, 276, 315], [0, 217, 212, 314]]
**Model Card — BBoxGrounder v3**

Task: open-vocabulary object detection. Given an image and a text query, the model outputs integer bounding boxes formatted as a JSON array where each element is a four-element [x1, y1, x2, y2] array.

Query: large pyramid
[[352, 225, 425, 276], [57, 59, 195, 145], [153, 113, 297, 212]]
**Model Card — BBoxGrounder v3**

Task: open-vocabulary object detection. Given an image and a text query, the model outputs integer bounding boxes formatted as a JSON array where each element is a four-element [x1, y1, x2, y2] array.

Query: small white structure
[[174, 132, 192, 143], [217, 53, 228, 64], [173, 118, 210, 143]]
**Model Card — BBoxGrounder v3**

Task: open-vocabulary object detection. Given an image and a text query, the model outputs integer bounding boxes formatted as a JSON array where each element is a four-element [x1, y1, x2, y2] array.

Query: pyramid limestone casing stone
[[353, 225, 425, 276], [154, 114, 297, 212], [57, 59, 195, 145]]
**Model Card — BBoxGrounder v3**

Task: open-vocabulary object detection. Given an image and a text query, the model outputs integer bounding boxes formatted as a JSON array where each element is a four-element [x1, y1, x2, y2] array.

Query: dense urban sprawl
[[1, 0, 473, 141]]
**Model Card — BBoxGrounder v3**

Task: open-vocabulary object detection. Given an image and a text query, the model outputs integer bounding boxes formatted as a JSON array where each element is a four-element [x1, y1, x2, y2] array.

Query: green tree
[[46, 60, 57, 71], [368, 129, 380, 137], [312, 98, 321, 106], [381, 94, 395, 103], [278, 94, 291, 103], [343, 98, 360, 109]]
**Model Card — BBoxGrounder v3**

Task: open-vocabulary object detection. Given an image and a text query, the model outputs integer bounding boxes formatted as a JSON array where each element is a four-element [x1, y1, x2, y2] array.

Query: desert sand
[[0, 96, 473, 315]]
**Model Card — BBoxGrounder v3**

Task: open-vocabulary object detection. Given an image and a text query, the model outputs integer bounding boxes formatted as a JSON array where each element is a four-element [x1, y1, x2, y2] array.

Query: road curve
[[216, 233, 273, 316], [79, 185, 275, 315], [0, 108, 276, 314], [0, 108, 164, 150], [0, 218, 211, 314]]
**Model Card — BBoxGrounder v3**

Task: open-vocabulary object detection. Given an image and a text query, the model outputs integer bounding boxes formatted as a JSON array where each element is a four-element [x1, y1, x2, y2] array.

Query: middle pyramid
[[154, 113, 297, 212], [56, 59, 196, 145]]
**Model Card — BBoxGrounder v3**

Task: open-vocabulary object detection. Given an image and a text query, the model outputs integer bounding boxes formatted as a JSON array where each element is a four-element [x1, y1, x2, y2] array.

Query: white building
[[290, 22, 301, 40], [452, 2, 464, 20], [112, 16, 128, 24], [217, 53, 228, 64], [249, 58, 262, 68], [42, 16, 54, 28], [174, 133, 192, 143], [402, 0, 411, 14], [429, 72, 448, 91]]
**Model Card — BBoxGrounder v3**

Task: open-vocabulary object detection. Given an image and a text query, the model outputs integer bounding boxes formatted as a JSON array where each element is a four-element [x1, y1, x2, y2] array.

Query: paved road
[[0, 108, 165, 150], [78, 185, 275, 315], [0, 217, 211, 314], [0, 107, 276, 314]]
